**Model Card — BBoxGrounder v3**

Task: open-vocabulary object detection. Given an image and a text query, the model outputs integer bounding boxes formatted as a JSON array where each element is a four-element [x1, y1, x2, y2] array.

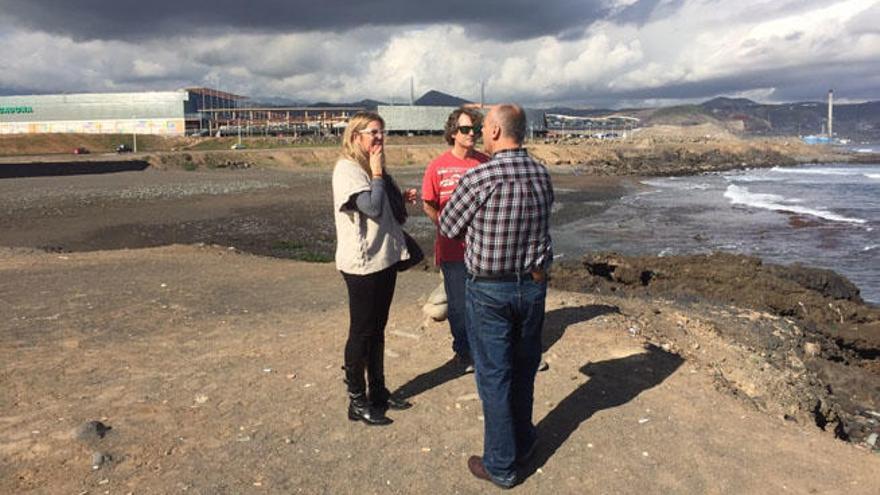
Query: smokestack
[[827, 89, 834, 138], [480, 80, 485, 108], [410, 77, 414, 106]]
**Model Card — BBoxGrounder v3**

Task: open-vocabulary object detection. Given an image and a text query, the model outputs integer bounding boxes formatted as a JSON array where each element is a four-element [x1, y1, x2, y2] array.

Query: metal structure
[[545, 113, 640, 138], [199, 106, 364, 137], [184, 87, 247, 135]]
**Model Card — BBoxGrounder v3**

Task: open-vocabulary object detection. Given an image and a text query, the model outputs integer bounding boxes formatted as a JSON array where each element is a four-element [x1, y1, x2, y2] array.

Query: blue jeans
[[440, 261, 469, 358], [466, 275, 546, 486]]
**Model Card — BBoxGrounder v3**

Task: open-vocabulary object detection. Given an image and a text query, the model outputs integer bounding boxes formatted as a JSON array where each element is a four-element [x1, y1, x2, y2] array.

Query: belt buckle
[[531, 270, 546, 283]]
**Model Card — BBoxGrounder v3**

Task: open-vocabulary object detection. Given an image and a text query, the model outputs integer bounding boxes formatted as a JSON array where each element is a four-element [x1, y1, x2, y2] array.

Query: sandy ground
[[1, 164, 879, 494], [1, 245, 879, 494]]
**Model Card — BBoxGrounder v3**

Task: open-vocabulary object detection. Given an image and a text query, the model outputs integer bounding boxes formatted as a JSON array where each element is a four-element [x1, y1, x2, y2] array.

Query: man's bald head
[[493, 104, 527, 144]]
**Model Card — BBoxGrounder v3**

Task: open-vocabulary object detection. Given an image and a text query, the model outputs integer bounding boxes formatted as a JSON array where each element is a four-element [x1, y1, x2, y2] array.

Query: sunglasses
[[457, 125, 482, 135], [359, 128, 385, 137]]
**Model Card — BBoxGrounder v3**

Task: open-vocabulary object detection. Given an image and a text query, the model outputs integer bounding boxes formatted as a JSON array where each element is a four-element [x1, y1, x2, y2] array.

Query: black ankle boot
[[348, 396, 392, 426]]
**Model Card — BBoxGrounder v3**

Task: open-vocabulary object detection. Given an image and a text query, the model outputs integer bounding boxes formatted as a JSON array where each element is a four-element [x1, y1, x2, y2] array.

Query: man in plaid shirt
[[440, 104, 554, 488]]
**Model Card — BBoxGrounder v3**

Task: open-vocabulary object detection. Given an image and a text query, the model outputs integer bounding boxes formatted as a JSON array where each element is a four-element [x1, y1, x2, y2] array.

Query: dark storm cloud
[[0, 0, 609, 41], [596, 62, 880, 106], [612, 0, 681, 25]]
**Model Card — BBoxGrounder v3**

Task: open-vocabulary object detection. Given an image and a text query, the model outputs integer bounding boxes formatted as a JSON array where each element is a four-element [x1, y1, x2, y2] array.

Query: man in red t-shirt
[[422, 107, 488, 373]]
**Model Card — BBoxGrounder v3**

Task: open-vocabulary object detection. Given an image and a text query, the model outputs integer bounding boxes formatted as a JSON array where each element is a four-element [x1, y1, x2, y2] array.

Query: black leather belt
[[469, 271, 544, 282]]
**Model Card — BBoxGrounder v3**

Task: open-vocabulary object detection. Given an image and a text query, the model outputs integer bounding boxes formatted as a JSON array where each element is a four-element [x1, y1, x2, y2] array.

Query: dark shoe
[[348, 399, 393, 426], [385, 394, 413, 411], [371, 388, 412, 411], [467, 456, 515, 489]]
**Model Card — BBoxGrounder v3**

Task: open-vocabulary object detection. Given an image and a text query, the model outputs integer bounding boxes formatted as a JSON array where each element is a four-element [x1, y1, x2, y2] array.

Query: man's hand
[[423, 200, 440, 225]]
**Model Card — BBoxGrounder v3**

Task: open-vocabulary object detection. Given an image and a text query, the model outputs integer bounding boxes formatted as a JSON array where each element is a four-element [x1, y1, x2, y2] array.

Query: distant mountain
[[414, 90, 472, 107], [700, 97, 760, 111], [543, 107, 617, 117], [310, 99, 385, 110], [643, 105, 721, 127], [698, 98, 880, 138], [248, 96, 309, 107]]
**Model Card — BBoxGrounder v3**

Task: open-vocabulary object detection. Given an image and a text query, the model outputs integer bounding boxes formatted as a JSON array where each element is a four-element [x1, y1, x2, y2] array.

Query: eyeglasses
[[359, 128, 385, 137], [457, 125, 482, 135]]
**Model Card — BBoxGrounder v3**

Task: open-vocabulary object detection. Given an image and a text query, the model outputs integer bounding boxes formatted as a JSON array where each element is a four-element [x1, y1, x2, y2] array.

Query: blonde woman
[[332, 111, 417, 425]]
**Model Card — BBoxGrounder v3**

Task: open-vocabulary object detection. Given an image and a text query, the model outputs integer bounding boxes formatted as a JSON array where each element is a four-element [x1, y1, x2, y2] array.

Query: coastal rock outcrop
[[552, 252, 880, 445]]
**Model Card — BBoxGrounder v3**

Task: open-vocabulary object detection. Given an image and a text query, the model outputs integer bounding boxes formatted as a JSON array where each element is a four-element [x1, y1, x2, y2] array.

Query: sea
[[553, 148, 880, 304]]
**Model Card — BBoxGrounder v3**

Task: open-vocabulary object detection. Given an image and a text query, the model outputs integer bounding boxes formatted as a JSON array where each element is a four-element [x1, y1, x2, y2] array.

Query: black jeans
[[341, 266, 397, 403]]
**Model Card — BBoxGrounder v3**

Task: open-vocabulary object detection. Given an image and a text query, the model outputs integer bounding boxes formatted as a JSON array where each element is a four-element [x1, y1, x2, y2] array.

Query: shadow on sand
[[393, 304, 620, 402], [542, 304, 620, 352], [519, 344, 684, 481]]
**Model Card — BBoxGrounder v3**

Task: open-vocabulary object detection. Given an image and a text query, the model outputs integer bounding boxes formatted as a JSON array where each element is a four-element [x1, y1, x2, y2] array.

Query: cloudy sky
[[0, 0, 877, 107]]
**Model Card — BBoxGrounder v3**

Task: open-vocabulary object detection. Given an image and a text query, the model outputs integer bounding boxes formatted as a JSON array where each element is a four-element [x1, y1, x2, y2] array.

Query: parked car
[[116, 144, 132, 153], [72, 147, 89, 155]]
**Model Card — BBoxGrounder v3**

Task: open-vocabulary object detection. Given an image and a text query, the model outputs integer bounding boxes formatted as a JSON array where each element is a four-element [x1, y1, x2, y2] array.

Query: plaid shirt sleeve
[[439, 171, 481, 240]]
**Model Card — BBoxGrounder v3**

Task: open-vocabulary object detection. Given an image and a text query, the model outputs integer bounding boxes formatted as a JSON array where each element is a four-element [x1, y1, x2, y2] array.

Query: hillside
[[699, 97, 880, 138]]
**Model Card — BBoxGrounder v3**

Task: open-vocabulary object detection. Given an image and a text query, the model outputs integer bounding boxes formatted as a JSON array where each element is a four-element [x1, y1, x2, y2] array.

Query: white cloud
[[0, 0, 878, 106]]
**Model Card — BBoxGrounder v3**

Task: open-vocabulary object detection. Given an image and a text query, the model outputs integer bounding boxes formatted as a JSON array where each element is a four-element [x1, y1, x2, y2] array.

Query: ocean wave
[[640, 179, 712, 190], [723, 185, 867, 224], [865, 173, 880, 180], [723, 175, 786, 183], [770, 166, 855, 176]]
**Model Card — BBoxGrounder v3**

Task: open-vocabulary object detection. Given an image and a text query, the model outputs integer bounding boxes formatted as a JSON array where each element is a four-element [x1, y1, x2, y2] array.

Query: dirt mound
[[145, 144, 449, 172], [0, 133, 189, 156], [552, 252, 880, 445]]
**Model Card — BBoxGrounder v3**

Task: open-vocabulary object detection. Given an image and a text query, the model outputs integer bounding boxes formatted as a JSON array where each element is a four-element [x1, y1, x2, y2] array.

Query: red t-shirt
[[422, 150, 489, 264]]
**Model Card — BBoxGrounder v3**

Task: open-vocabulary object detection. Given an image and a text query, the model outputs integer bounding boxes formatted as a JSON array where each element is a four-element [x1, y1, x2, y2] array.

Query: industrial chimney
[[827, 89, 834, 138]]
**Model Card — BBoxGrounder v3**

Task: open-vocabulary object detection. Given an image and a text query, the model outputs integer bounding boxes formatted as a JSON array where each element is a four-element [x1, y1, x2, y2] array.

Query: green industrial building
[[0, 88, 243, 136]]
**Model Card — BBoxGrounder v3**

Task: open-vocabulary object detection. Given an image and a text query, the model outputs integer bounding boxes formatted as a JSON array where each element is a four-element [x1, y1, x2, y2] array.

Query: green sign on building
[[0, 106, 34, 114]]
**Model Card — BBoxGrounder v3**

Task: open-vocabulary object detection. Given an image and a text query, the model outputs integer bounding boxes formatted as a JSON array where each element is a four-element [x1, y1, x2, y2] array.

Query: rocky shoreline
[[5, 127, 877, 179], [552, 252, 880, 449]]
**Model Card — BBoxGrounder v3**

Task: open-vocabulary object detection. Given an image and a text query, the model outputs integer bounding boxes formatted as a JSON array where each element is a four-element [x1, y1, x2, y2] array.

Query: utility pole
[[132, 116, 137, 153], [827, 89, 834, 138], [410, 76, 415, 106]]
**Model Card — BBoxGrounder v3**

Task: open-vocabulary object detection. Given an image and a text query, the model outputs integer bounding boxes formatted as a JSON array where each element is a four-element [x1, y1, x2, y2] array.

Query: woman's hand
[[369, 144, 385, 177], [404, 188, 418, 204]]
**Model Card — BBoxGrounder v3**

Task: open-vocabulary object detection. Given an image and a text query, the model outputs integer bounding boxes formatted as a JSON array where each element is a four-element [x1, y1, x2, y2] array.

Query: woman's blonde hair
[[341, 111, 385, 169]]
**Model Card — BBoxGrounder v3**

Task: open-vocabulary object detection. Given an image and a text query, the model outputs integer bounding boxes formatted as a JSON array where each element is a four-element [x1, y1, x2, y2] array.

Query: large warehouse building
[[378, 104, 547, 135], [0, 88, 243, 136]]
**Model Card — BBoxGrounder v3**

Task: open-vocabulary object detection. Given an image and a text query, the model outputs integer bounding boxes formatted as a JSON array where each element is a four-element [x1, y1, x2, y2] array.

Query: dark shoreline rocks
[[551, 251, 880, 447]]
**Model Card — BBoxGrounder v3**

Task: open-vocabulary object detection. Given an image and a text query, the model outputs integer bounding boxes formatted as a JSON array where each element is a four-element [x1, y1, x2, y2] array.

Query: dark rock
[[767, 263, 863, 302], [75, 420, 111, 441]]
